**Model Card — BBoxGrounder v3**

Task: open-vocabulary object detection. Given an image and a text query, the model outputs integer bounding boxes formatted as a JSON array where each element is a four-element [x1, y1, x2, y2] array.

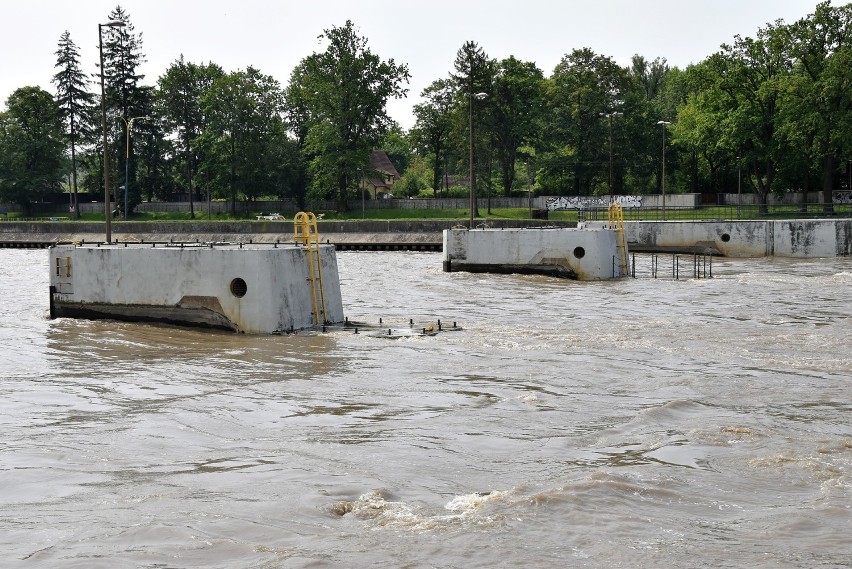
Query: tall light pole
[[99, 20, 125, 243], [601, 111, 623, 205], [117, 115, 146, 221], [469, 91, 487, 228], [657, 120, 671, 220]]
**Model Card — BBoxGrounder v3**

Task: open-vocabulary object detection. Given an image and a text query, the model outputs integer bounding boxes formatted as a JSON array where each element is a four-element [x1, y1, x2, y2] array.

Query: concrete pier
[[49, 242, 344, 333], [442, 227, 628, 280], [4, 218, 851, 257], [596, 219, 852, 258]]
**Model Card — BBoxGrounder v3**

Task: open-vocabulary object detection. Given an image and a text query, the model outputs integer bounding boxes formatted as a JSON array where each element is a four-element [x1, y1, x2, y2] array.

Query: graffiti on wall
[[833, 191, 852, 204], [545, 195, 643, 211]]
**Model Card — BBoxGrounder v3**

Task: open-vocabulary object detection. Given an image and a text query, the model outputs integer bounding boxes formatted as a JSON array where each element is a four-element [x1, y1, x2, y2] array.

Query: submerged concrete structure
[[48, 242, 344, 333], [442, 226, 628, 280]]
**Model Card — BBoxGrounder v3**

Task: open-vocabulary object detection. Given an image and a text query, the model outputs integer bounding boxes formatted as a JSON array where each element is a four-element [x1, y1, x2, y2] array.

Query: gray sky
[[1, 0, 829, 129]]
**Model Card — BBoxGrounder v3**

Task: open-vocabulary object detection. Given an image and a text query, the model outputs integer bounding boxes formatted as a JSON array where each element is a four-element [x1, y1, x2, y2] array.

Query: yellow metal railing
[[293, 212, 327, 325], [608, 203, 629, 277]]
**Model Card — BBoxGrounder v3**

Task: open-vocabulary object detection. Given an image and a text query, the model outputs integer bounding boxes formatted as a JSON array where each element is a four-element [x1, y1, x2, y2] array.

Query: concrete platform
[[49, 242, 344, 333], [442, 226, 628, 280]]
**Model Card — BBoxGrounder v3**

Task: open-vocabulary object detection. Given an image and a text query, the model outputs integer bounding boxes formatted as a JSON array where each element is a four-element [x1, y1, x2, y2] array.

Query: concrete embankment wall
[[2, 218, 851, 257], [0, 220, 575, 250], [616, 219, 852, 258]]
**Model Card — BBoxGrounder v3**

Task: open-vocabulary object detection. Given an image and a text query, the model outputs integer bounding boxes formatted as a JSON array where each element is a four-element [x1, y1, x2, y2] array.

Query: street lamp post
[[601, 111, 623, 206], [99, 20, 125, 243], [469, 91, 487, 229], [117, 115, 146, 221], [657, 120, 671, 220]]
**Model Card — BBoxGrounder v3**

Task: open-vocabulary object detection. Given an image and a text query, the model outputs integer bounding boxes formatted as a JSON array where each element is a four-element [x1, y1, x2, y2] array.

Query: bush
[[396, 170, 428, 198], [445, 186, 470, 199]]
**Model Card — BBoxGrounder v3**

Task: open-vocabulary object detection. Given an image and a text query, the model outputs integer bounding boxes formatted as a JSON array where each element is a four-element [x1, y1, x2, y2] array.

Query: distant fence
[[4, 192, 852, 219], [718, 191, 851, 205]]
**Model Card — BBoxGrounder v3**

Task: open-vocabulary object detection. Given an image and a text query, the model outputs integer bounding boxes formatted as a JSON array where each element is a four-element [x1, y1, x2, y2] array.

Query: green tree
[[0, 88, 65, 214], [396, 155, 431, 197], [631, 55, 669, 101], [653, 66, 695, 193], [157, 56, 225, 216], [783, 1, 852, 213], [102, 6, 147, 119], [545, 48, 633, 196], [411, 78, 455, 196], [377, 122, 412, 176], [452, 40, 494, 216], [197, 67, 287, 212], [488, 56, 545, 196], [135, 118, 174, 203], [710, 22, 791, 214], [100, 5, 151, 214], [52, 30, 94, 218], [671, 65, 729, 195], [630, 55, 685, 195], [281, 63, 312, 207], [285, 20, 409, 208]]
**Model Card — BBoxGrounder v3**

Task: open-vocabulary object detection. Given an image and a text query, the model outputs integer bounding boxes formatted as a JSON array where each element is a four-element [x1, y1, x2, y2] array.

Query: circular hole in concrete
[[721, 233, 731, 242], [230, 277, 248, 298], [573, 246, 586, 259]]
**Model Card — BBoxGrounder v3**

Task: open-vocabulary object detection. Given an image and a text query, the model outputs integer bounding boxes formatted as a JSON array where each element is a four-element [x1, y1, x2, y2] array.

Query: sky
[[1, 0, 831, 130]]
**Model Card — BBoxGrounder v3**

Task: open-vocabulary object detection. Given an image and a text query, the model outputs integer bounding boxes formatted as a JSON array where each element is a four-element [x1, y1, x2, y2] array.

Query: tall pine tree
[[100, 5, 151, 214], [53, 30, 94, 218]]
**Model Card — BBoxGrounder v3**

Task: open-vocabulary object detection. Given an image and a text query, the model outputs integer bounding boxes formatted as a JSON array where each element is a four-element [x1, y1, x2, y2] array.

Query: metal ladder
[[293, 212, 328, 325], [608, 203, 629, 277]]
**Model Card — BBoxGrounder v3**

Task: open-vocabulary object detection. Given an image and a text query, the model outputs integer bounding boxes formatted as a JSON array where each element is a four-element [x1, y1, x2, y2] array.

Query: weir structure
[[48, 213, 345, 334], [442, 207, 630, 281]]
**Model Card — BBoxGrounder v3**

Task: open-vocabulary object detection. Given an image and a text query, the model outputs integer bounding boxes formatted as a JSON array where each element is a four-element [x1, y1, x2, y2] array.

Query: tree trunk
[[229, 139, 237, 216], [756, 191, 769, 216], [821, 153, 835, 215], [751, 158, 775, 216], [432, 156, 441, 198], [501, 156, 514, 197], [337, 172, 350, 212], [187, 140, 195, 219], [800, 171, 810, 214], [69, 127, 81, 219]]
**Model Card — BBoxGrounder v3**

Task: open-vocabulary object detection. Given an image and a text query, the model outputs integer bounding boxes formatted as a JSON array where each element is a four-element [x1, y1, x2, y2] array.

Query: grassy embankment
[[3, 204, 850, 223]]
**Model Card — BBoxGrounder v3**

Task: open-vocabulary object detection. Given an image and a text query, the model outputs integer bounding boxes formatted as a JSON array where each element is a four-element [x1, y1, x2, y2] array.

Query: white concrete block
[[442, 227, 627, 280], [49, 243, 344, 333]]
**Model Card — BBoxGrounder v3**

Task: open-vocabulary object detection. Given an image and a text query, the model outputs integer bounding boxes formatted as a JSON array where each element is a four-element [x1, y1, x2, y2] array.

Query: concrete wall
[[9, 218, 852, 258], [9, 193, 705, 216], [546, 194, 701, 210], [49, 244, 344, 333], [605, 219, 852, 257], [443, 227, 626, 280], [0, 219, 577, 247], [719, 191, 852, 205]]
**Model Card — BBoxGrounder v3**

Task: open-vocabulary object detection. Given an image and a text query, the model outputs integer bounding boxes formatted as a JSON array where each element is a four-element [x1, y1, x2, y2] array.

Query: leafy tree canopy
[[0, 87, 65, 213], [286, 20, 409, 206]]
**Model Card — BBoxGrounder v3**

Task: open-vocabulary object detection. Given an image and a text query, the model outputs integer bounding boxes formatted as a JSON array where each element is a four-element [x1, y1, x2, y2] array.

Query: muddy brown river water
[[1, 249, 850, 568]]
